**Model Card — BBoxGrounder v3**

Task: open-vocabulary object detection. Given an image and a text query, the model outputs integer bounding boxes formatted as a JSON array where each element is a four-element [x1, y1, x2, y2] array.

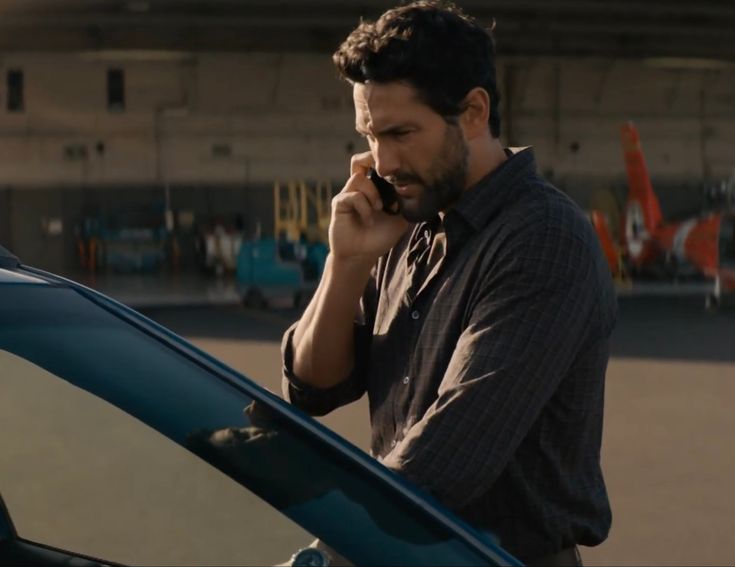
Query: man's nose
[[373, 142, 400, 180]]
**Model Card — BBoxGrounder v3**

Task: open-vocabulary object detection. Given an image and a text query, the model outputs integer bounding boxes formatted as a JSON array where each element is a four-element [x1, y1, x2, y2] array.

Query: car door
[[0, 266, 520, 566]]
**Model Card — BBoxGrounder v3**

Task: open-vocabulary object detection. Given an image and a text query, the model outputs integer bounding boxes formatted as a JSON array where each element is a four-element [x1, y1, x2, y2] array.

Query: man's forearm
[[292, 254, 374, 389]]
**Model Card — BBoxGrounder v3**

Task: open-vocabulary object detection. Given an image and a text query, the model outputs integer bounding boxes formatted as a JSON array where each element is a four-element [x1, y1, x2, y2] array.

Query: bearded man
[[281, 2, 617, 565]]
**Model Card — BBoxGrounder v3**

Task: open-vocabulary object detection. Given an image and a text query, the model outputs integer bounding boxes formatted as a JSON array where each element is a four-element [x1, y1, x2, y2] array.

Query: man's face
[[353, 82, 469, 222]]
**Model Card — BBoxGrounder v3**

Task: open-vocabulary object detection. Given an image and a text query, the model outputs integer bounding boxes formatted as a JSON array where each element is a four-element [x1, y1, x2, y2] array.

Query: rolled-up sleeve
[[281, 268, 380, 416], [381, 209, 614, 509], [281, 320, 371, 416]]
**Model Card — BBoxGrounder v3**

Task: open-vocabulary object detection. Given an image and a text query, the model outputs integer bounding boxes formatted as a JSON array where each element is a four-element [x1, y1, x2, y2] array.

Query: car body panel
[[0, 261, 521, 567]]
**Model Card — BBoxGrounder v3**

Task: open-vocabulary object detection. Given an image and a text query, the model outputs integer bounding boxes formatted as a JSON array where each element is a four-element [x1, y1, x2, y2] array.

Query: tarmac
[[60, 270, 242, 309], [28, 269, 735, 565], [143, 293, 735, 567], [60, 269, 725, 311]]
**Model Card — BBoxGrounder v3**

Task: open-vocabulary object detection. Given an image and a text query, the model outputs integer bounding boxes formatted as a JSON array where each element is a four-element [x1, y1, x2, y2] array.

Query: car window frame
[[4, 265, 518, 566], [0, 492, 123, 567]]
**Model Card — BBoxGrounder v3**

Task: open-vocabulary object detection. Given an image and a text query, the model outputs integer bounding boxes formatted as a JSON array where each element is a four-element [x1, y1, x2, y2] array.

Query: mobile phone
[[367, 168, 400, 215]]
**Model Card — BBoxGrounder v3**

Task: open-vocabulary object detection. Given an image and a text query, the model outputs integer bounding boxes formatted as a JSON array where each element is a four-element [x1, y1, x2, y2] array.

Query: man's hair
[[333, 1, 501, 138]]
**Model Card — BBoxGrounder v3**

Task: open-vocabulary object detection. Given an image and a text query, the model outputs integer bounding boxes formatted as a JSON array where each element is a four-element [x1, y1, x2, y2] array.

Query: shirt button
[[403, 376, 410, 385], [411, 310, 420, 320]]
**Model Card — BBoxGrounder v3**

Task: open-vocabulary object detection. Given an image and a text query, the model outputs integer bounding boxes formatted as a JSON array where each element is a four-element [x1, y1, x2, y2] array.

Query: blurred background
[[1, 0, 734, 278], [0, 1, 734, 565]]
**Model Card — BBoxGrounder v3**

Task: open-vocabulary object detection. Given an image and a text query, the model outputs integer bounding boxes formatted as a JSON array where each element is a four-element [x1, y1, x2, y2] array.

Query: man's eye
[[394, 130, 411, 139]]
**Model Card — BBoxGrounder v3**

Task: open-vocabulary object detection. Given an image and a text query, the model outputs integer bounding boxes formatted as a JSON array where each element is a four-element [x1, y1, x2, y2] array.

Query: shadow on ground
[[611, 296, 735, 362], [143, 296, 735, 364], [140, 305, 301, 342]]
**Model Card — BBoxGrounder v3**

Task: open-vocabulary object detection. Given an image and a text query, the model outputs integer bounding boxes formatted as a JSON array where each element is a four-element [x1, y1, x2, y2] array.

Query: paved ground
[[61, 271, 241, 308], [142, 295, 735, 567]]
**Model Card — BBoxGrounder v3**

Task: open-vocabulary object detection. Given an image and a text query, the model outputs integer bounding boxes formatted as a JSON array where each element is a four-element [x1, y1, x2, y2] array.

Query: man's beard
[[391, 124, 469, 223]]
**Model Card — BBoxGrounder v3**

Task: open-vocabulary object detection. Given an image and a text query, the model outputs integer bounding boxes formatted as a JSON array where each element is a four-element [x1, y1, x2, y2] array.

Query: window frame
[[1, 266, 519, 566], [6, 69, 24, 113], [106, 68, 125, 113]]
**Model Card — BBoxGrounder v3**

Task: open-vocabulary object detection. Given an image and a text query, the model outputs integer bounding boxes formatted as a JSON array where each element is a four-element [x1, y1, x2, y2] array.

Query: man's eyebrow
[[356, 123, 415, 137], [379, 124, 413, 135]]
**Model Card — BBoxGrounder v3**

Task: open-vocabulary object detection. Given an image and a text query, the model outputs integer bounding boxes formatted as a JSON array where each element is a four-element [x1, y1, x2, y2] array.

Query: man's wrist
[[327, 253, 375, 280]]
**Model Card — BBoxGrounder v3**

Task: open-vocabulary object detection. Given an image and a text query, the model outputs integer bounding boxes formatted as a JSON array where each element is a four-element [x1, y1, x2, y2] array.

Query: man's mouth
[[391, 177, 422, 192], [395, 183, 420, 197]]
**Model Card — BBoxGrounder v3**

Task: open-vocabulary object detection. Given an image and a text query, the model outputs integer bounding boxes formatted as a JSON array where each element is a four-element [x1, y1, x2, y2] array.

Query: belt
[[525, 546, 582, 567]]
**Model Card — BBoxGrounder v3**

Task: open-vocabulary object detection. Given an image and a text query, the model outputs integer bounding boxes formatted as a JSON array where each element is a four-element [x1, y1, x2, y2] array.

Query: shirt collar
[[406, 147, 538, 259], [449, 146, 538, 234], [407, 214, 441, 263]]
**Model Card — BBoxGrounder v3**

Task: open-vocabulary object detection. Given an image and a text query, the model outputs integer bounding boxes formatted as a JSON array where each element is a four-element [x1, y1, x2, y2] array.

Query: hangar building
[[0, 0, 733, 273]]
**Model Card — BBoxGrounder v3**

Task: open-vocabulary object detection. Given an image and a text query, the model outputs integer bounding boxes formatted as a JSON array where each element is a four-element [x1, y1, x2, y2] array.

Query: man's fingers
[[341, 172, 384, 212], [332, 191, 377, 227], [350, 151, 374, 176], [347, 152, 385, 211]]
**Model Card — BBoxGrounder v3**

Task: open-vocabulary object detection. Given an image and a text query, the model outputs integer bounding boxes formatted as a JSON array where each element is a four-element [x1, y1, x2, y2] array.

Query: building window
[[7, 69, 24, 112], [107, 68, 125, 112]]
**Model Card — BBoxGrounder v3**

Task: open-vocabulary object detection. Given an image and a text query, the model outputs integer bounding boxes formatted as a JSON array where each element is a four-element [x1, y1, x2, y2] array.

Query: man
[[281, 2, 617, 565]]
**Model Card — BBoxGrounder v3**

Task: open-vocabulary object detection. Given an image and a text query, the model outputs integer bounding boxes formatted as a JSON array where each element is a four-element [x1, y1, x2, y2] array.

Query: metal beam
[[0, 0, 731, 60]]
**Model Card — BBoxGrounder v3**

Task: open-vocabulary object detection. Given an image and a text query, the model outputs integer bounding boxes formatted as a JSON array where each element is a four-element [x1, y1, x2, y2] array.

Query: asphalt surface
[[141, 296, 735, 567]]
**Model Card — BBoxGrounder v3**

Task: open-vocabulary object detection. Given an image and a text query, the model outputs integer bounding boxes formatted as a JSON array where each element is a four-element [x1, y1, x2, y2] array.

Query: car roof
[[0, 245, 19, 270], [0, 246, 50, 284], [0, 268, 50, 285]]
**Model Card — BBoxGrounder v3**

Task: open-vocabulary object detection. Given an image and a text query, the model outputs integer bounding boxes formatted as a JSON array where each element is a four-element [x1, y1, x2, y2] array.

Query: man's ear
[[459, 87, 491, 140]]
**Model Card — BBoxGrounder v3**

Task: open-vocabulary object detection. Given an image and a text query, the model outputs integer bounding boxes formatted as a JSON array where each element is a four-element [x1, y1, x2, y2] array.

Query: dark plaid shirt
[[282, 148, 617, 561]]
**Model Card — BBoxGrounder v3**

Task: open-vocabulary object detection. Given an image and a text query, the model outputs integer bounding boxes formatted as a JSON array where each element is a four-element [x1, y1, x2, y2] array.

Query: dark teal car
[[0, 245, 520, 567]]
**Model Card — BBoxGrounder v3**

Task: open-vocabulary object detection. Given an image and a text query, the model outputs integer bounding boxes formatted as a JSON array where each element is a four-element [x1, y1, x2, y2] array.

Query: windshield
[[0, 283, 511, 566]]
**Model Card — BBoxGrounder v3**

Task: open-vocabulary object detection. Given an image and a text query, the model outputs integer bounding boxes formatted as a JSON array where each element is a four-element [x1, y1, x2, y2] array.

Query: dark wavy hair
[[333, 1, 501, 138]]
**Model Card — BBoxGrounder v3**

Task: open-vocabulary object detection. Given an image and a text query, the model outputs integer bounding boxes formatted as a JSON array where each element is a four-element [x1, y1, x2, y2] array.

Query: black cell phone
[[367, 168, 400, 215]]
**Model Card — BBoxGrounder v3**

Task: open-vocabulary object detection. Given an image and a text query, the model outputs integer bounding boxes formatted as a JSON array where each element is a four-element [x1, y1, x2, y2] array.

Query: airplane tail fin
[[620, 122, 664, 263], [590, 210, 623, 278]]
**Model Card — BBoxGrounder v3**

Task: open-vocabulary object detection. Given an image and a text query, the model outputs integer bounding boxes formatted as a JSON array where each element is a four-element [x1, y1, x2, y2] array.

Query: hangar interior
[[0, 0, 733, 273]]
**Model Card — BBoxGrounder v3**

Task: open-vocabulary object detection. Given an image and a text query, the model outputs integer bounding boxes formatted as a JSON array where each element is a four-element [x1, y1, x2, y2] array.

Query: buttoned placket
[[415, 227, 446, 299], [393, 220, 449, 454], [405, 225, 432, 303]]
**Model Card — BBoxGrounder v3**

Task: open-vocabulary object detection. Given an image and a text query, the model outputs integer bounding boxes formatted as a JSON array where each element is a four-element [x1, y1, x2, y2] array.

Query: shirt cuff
[[281, 322, 365, 416]]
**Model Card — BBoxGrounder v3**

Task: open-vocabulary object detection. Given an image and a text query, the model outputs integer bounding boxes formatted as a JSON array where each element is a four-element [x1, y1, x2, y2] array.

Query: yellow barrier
[[274, 179, 333, 244]]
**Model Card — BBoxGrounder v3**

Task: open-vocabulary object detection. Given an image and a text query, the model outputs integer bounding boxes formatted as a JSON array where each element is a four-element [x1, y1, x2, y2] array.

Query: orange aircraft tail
[[620, 122, 663, 263], [590, 210, 622, 278]]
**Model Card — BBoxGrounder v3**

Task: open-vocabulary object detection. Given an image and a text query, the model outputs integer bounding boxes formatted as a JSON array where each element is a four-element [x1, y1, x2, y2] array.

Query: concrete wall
[[2, 53, 733, 188], [506, 59, 735, 214], [0, 52, 357, 187], [1, 51, 733, 269]]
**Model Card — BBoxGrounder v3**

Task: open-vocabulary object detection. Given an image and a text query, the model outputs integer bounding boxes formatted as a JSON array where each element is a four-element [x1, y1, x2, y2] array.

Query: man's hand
[[329, 152, 410, 265], [186, 421, 331, 510]]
